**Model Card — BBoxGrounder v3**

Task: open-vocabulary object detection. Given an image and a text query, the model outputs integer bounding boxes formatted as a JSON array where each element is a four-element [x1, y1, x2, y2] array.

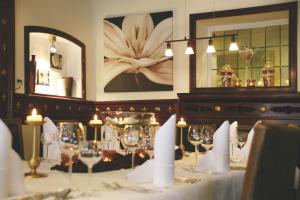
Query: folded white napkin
[[197, 121, 230, 173], [230, 121, 239, 159], [0, 119, 24, 198], [128, 114, 176, 187], [43, 117, 60, 161], [240, 121, 262, 163]]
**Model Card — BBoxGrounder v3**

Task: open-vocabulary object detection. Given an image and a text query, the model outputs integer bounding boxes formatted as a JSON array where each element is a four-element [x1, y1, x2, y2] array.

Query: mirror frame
[[189, 2, 297, 94], [24, 26, 86, 99]]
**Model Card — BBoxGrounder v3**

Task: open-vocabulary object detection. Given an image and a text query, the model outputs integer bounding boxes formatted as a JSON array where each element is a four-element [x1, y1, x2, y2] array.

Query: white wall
[[15, 0, 300, 102], [15, 0, 95, 100]]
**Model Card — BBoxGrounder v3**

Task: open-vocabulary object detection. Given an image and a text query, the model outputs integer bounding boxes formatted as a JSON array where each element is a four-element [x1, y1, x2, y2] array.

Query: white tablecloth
[[22, 154, 245, 200]]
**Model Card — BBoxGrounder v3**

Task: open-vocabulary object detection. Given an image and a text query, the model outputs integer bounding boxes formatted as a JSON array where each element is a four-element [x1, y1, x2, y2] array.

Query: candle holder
[[89, 123, 103, 147], [176, 123, 187, 151], [25, 120, 47, 178]]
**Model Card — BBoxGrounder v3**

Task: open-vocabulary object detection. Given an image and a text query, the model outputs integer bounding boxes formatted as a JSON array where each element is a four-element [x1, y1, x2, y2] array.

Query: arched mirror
[[189, 2, 297, 94], [24, 26, 86, 99]]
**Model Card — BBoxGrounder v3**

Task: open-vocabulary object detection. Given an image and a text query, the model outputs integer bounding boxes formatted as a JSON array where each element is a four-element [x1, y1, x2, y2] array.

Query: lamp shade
[[185, 41, 194, 55], [229, 36, 239, 51], [206, 38, 216, 53], [164, 43, 173, 57]]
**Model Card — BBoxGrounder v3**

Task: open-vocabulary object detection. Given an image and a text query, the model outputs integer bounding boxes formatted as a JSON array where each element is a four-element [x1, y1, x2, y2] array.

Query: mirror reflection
[[25, 26, 85, 99], [195, 10, 289, 88]]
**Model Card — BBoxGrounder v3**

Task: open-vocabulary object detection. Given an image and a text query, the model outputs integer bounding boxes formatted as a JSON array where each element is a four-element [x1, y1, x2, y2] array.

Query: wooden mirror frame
[[24, 26, 86, 99], [189, 2, 297, 94]]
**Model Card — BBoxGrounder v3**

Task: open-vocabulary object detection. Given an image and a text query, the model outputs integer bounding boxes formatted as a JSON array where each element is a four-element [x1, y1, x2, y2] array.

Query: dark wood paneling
[[13, 93, 95, 123], [0, 0, 14, 118], [178, 93, 300, 127], [96, 99, 179, 124]]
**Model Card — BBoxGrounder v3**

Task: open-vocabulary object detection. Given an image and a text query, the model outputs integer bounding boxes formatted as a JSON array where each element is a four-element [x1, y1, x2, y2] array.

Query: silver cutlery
[[8, 188, 71, 200], [102, 182, 155, 193]]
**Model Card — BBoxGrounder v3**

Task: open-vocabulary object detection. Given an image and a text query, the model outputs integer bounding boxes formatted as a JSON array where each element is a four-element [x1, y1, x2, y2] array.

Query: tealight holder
[[25, 120, 47, 178], [176, 123, 187, 151], [89, 123, 103, 148]]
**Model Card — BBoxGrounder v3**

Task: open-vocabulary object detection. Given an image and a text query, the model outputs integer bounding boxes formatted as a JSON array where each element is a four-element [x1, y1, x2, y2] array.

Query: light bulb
[[206, 38, 216, 53], [229, 36, 239, 51], [185, 41, 194, 55], [164, 43, 173, 57]]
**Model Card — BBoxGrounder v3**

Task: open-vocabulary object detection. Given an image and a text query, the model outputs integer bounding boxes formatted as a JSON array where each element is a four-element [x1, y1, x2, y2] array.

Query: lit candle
[[177, 117, 187, 126], [89, 114, 102, 125], [26, 108, 43, 122], [150, 117, 159, 125]]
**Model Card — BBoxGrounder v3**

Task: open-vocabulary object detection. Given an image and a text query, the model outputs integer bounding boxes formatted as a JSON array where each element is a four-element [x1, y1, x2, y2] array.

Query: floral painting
[[104, 11, 173, 92]]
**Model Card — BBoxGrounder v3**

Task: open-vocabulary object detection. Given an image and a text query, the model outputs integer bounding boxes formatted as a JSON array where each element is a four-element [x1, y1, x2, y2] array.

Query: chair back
[[241, 123, 300, 200], [3, 119, 24, 159]]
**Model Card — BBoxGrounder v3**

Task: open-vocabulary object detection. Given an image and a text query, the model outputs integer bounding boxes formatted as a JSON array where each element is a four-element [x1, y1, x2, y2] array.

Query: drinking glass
[[201, 125, 214, 152], [79, 140, 102, 196], [121, 125, 142, 168], [237, 131, 248, 149], [40, 131, 55, 162], [58, 122, 85, 186], [140, 126, 154, 158], [188, 126, 204, 164]]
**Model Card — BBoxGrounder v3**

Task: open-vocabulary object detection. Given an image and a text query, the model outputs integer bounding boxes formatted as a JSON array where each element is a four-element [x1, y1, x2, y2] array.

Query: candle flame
[[180, 117, 184, 122], [94, 114, 97, 120], [32, 108, 37, 116]]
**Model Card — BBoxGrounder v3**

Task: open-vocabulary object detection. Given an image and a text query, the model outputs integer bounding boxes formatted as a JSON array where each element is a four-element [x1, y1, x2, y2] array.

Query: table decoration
[[25, 108, 47, 178], [176, 117, 187, 151], [220, 64, 234, 87], [239, 47, 254, 86], [89, 114, 103, 147], [262, 59, 275, 87]]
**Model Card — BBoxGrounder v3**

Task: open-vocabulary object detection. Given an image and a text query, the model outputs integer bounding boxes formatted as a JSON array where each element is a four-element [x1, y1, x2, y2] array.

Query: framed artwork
[[36, 69, 50, 86], [50, 53, 63, 70], [104, 11, 173, 92]]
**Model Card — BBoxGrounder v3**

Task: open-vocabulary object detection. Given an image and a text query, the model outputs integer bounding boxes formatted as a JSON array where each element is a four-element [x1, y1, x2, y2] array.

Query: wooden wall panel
[[0, 0, 14, 118]]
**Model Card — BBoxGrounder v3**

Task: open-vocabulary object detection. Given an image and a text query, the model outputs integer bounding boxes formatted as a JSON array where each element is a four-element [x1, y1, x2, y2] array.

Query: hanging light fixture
[[206, 38, 216, 53], [185, 40, 194, 55], [164, 42, 173, 57], [48, 35, 57, 53], [229, 35, 239, 51]]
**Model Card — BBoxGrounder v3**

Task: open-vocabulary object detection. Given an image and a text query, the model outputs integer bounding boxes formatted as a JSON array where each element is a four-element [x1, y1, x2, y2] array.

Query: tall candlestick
[[89, 114, 103, 147], [25, 109, 47, 178], [177, 117, 187, 151]]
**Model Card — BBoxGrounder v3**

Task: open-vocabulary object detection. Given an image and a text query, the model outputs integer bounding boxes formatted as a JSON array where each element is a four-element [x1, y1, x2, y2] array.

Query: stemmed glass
[[121, 125, 142, 168], [79, 140, 102, 196], [188, 126, 204, 164], [40, 131, 55, 162], [58, 122, 85, 186], [201, 125, 214, 152], [140, 126, 154, 158]]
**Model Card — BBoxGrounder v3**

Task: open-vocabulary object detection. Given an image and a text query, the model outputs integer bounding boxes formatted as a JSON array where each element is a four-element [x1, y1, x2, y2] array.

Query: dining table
[[19, 153, 245, 200]]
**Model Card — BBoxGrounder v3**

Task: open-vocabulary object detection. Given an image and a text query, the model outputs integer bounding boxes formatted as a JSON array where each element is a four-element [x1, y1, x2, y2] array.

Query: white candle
[[177, 117, 187, 126], [90, 114, 102, 125], [26, 108, 43, 122], [150, 117, 159, 125]]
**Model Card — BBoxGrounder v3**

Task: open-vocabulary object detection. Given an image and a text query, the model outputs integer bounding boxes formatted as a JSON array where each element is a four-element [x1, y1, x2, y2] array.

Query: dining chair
[[3, 118, 25, 160], [241, 123, 300, 200]]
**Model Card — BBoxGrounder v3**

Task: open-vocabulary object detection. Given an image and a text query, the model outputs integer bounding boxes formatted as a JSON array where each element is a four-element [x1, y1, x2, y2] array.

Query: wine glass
[[58, 122, 85, 186], [79, 140, 102, 196], [40, 131, 55, 162], [201, 125, 214, 152], [121, 125, 142, 168], [237, 131, 248, 150], [140, 126, 154, 158], [188, 125, 204, 164]]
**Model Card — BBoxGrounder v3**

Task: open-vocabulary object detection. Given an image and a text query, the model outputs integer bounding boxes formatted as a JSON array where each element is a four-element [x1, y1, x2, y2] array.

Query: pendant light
[[229, 35, 239, 51], [206, 38, 216, 53], [48, 35, 57, 53], [164, 42, 173, 57], [185, 40, 194, 55]]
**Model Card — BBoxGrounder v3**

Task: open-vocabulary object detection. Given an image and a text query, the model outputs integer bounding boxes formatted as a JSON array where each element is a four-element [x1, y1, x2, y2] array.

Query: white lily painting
[[104, 11, 173, 92]]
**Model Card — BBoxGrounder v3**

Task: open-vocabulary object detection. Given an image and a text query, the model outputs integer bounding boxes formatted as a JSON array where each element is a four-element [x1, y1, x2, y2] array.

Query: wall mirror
[[190, 2, 297, 93], [24, 26, 86, 99]]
